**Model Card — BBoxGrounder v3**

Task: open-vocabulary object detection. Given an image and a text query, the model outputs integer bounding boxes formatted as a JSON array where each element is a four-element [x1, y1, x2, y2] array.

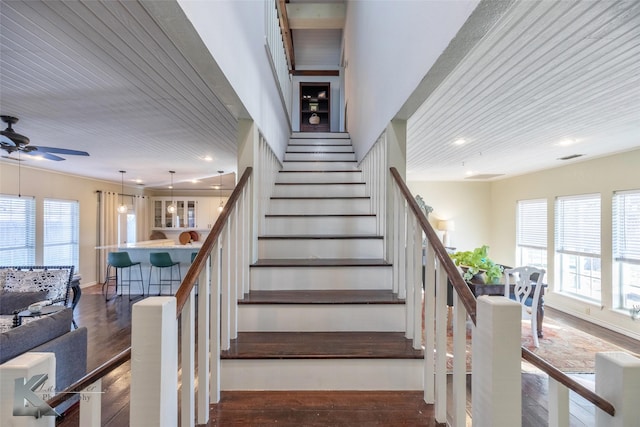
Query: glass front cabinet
[[153, 198, 197, 229]]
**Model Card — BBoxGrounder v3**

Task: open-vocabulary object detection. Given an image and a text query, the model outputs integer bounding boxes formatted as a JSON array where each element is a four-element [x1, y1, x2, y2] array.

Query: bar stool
[[102, 252, 144, 301], [148, 252, 181, 295]]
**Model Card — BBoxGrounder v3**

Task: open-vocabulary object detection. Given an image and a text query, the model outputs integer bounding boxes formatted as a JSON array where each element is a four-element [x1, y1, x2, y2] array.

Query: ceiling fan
[[1, 115, 90, 161]]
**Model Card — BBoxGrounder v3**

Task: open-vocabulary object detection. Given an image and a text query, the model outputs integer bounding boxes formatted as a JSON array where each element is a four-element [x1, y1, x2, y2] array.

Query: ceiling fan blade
[[1, 134, 17, 147], [25, 151, 66, 161], [33, 146, 90, 156]]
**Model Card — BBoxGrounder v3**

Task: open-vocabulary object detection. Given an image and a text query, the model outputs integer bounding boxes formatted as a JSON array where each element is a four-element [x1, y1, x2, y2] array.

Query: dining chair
[[503, 266, 546, 347]]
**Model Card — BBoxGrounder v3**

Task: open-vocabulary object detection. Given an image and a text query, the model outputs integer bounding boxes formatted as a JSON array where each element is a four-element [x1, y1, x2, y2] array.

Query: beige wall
[[409, 148, 640, 339], [407, 180, 492, 252], [0, 162, 142, 286]]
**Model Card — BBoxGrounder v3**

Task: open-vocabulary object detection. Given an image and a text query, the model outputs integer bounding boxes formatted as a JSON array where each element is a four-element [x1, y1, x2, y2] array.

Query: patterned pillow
[[0, 269, 9, 290], [3, 269, 70, 302]]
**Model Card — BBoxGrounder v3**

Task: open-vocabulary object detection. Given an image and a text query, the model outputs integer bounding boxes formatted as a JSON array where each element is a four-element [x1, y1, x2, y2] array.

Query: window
[[44, 199, 79, 270], [613, 190, 640, 311], [0, 195, 35, 265], [555, 194, 601, 301], [517, 199, 547, 269]]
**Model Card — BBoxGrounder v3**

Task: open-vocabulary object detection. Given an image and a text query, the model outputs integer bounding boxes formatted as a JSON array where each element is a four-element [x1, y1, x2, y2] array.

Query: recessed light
[[454, 138, 466, 146], [191, 179, 200, 184], [202, 155, 213, 161], [135, 179, 143, 184], [465, 170, 474, 176], [558, 139, 578, 146]]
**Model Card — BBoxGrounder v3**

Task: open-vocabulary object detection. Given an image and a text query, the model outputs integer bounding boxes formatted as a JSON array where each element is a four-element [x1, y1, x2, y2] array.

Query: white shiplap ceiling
[[1, 0, 638, 188], [406, 0, 640, 181], [0, 0, 243, 190]]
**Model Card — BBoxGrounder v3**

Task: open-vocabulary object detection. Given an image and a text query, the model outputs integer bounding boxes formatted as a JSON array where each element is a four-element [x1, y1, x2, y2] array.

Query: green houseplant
[[450, 245, 503, 283]]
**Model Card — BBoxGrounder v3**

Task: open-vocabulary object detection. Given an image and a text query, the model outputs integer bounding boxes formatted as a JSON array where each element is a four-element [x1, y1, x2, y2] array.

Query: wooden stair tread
[[274, 182, 364, 185], [252, 258, 391, 267], [270, 196, 369, 199], [221, 332, 424, 359], [240, 290, 403, 304], [258, 235, 382, 240], [265, 214, 375, 217], [283, 159, 357, 162], [278, 170, 361, 173]]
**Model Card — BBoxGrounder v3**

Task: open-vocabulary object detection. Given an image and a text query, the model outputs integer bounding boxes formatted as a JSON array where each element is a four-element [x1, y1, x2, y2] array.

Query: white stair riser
[[283, 161, 358, 171], [238, 304, 405, 332], [291, 132, 350, 140], [287, 145, 353, 153], [272, 184, 366, 197], [250, 266, 392, 290], [221, 359, 423, 390], [284, 152, 356, 161], [276, 171, 363, 183], [268, 198, 370, 215], [264, 216, 376, 235], [258, 238, 383, 259]]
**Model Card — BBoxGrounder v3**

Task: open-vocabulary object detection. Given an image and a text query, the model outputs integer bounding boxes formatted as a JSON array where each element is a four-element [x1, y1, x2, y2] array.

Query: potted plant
[[450, 245, 503, 283]]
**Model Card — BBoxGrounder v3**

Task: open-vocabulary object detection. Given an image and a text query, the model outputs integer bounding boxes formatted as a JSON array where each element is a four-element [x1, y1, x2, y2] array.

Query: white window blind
[[44, 198, 79, 269], [0, 194, 36, 265], [555, 194, 601, 256], [517, 199, 547, 249], [613, 190, 640, 262]]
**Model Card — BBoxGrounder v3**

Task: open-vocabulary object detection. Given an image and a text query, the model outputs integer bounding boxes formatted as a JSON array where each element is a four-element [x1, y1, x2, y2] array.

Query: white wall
[[0, 163, 141, 286], [342, 1, 479, 159], [178, 0, 290, 161]]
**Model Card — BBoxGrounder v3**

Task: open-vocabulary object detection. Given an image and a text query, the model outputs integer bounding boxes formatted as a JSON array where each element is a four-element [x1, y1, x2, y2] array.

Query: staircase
[[221, 132, 424, 390]]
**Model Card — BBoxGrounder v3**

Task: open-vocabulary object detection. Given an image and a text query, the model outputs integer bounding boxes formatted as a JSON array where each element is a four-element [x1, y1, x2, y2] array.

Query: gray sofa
[[0, 308, 87, 415]]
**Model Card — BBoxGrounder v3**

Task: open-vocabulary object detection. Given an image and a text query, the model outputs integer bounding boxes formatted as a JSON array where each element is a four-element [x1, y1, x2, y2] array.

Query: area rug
[[444, 317, 637, 374]]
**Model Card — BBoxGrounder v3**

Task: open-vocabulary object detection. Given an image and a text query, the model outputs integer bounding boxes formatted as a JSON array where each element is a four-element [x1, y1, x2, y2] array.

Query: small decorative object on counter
[[309, 113, 320, 125]]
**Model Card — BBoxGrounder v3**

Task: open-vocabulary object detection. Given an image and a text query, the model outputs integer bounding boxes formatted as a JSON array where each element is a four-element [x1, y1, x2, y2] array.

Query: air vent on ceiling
[[558, 154, 584, 161], [464, 173, 504, 180]]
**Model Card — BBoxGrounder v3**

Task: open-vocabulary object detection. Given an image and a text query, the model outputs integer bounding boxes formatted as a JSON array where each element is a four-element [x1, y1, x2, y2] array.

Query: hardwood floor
[[56, 286, 639, 426]]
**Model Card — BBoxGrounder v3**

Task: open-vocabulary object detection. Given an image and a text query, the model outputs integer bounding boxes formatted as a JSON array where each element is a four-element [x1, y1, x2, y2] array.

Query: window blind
[[555, 194, 601, 255], [0, 194, 36, 265], [613, 190, 640, 262], [44, 198, 79, 268], [517, 199, 547, 249]]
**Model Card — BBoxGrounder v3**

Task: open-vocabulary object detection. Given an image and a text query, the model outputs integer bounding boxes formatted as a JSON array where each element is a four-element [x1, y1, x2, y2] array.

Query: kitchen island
[[97, 239, 201, 295]]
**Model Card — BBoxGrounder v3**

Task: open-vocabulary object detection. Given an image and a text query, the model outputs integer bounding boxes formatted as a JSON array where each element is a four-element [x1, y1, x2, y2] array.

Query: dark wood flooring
[[56, 286, 640, 426]]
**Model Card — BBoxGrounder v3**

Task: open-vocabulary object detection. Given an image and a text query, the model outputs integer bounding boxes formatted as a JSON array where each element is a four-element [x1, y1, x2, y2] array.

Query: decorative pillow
[[3, 269, 70, 302], [0, 269, 10, 290]]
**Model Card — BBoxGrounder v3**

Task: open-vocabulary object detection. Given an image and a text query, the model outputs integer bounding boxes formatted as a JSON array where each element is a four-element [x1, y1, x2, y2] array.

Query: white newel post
[[79, 379, 102, 427], [0, 352, 56, 427], [130, 297, 178, 427], [595, 352, 640, 427], [472, 296, 522, 427]]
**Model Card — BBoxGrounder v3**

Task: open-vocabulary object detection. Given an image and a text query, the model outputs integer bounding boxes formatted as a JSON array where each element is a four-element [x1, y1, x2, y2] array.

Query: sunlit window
[[555, 194, 601, 301]]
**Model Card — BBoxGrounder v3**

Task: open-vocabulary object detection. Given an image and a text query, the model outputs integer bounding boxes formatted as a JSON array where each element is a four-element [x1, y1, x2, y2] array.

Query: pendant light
[[167, 171, 176, 214], [117, 170, 128, 213], [217, 170, 224, 212]]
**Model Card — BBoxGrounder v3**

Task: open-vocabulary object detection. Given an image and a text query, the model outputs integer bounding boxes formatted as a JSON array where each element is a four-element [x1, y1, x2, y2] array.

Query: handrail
[[389, 166, 616, 418], [175, 167, 253, 316], [46, 347, 131, 409], [390, 167, 477, 323], [522, 348, 615, 416]]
